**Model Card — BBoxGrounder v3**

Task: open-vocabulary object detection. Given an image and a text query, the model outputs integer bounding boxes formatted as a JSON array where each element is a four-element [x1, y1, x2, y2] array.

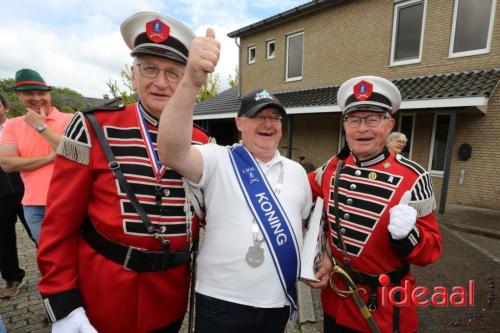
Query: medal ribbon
[[136, 103, 167, 179], [228, 145, 300, 314]]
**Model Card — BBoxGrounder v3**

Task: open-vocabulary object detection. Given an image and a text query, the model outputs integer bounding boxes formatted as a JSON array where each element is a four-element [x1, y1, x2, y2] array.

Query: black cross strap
[[86, 112, 160, 237]]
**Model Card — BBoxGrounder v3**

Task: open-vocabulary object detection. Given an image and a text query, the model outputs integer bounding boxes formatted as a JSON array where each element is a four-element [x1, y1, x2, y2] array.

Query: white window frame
[[428, 112, 451, 176], [397, 112, 415, 159], [266, 39, 276, 59], [390, 0, 427, 66], [448, 0, 496, 58], [247, 45, 256, 64], [285, 31, 304, 82]]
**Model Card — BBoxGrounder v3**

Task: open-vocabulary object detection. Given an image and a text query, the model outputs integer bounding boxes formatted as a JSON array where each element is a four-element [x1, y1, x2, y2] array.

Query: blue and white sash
[[228, 145, 300, 313]]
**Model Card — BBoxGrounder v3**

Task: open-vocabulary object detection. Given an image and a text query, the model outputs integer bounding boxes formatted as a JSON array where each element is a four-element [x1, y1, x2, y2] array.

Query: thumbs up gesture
[[388, 191, 417, 240], [185, 28, 221, 88]]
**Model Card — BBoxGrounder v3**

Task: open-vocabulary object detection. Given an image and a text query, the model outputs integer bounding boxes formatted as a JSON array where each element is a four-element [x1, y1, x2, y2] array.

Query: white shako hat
[[121, 11, 195, 64], [337, 75, 401, 115]]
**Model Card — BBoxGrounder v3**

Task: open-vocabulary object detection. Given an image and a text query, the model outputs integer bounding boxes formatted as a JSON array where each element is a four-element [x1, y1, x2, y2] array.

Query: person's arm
[[37, 112, 94, 324], [0, 143, 55, 172], [388, 173, 442, 265], [157, 28, 220, 183], [24, 109, 63, 150]]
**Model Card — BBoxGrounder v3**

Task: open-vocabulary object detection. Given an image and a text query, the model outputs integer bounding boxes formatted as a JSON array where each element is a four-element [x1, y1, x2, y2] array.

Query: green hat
[[12, 69, 51, 91]]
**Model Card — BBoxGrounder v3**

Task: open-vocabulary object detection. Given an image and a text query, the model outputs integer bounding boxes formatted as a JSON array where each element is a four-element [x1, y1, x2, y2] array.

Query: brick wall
[[239, 0, 500, 95], [279, 113, 342, 168]]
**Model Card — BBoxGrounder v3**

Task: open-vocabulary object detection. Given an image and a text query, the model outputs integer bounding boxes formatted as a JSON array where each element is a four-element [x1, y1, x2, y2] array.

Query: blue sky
[[0, 0, 306, 98]]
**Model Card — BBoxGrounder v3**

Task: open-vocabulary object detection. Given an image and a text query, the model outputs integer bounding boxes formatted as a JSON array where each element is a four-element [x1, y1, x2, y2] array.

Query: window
[[398, 113, 415, 159], [390, 0, 426, 66], [449, 0, 496, 57], [266, 40, 276, 59], [248, 45, 256, 64], [286, 32, 303, 81], [429, 114, 451, 174]]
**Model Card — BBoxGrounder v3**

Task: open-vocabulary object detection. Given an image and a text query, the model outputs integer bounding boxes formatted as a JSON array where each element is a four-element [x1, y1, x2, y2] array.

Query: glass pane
[[453, 0, 493, 53], [268, 42, 275, 58], [287, 34, 303, 79], [248, 47, 255, 63], [400, 115, 414, 158], [431, 115, 450, 171], [394, 2, 424, 61]]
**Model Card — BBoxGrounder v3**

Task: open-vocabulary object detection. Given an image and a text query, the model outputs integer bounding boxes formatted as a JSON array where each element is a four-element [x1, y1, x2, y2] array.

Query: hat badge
[[146, 18, 170, 43], [254, 89, 272, 101], [353, 80, 373, 101]]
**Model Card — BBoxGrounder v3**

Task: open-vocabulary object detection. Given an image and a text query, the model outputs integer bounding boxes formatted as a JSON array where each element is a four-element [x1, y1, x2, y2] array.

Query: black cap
[[238, 89, 286, 117]]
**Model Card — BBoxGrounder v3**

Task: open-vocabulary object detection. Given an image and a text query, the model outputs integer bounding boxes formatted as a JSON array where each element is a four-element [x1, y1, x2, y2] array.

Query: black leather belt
[[82, 218, 190, 272], [346, 262, 410, 314], [349, 262, 410, 287]]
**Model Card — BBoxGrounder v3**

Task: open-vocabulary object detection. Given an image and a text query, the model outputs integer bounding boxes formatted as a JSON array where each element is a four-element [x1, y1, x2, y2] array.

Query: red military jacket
[[309, 148, 442, 333], [38, 103, 209, 332]]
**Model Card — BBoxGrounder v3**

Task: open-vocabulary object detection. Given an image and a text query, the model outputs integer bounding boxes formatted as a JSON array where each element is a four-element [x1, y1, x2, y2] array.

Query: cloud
[[0, 0, 305, 97]]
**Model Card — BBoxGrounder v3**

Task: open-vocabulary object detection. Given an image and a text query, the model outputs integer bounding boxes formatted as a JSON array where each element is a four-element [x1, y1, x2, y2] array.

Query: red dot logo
[[379, 274, 390, 286]]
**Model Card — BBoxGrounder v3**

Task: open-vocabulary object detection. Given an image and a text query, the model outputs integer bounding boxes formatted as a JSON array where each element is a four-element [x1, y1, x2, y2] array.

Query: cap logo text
[[254, 89, 272, 101]]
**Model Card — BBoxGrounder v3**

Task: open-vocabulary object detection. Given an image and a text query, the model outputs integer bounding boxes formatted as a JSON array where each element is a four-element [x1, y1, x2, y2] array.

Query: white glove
[[52, 307, 97, 333], [388, 191, 417, 240]]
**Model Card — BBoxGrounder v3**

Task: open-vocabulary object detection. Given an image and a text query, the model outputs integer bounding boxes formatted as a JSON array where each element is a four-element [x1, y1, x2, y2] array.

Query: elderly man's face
[[235, 108, 283, 162], [388, 136, 407, 154], [131, 55, 185, 118], [15, 90, 51, 114], [343, 111, 394, 161]]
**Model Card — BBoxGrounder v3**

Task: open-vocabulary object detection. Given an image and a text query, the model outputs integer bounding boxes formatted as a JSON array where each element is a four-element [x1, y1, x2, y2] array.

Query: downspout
[[287, 114, 293, 159], [234, 37, 241, 97], [438, 112, 457, 214]]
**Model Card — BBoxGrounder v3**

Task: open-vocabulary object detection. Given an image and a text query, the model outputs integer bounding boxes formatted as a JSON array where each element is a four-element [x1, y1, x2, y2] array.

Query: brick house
[[194, 0, 500, 211]]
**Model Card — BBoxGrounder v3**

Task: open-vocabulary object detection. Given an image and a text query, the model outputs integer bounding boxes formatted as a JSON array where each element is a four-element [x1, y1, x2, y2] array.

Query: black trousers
[[0, 193, 33, 282], [195, 293, 290, 333], [324, 314, 361, 333]]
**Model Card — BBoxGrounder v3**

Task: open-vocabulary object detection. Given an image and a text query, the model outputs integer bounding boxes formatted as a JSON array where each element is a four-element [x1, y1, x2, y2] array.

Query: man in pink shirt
[[0, 69, 72, 244]]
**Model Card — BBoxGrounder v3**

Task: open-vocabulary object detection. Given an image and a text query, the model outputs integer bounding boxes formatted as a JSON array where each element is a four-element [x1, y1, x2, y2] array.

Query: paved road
[[1, 218, 499, 332]]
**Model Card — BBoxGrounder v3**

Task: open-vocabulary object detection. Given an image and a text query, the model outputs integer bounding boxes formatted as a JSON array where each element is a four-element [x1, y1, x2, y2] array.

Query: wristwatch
[[35, 124, 47, 133]]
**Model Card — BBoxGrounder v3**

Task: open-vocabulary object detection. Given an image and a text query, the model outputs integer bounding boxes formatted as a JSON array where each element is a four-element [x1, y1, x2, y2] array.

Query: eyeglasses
[[136, 63, 184, 83], [344, 114, 389, 128], [251, 115, 283, 123]]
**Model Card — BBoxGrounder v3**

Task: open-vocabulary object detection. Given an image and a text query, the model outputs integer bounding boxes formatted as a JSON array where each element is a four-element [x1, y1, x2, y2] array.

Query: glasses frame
[[250, 114, 283, 124], [136, 63, 184, 84], [343, 114, 390, 128]]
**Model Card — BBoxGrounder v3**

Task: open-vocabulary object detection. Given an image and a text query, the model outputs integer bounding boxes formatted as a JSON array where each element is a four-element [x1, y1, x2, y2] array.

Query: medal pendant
[[245, 242, 264, 267]]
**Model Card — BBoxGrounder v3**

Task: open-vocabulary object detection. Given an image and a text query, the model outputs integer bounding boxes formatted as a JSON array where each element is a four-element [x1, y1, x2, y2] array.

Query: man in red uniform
[[37, 12, 210, 333], [308, 76, 441, 333]]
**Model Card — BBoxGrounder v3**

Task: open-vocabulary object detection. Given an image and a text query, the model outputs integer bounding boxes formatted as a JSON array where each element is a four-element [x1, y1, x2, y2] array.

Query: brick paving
[[1, 204, 499, 333]]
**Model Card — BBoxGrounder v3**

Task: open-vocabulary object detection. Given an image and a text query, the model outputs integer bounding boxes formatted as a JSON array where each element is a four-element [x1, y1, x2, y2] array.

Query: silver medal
[[245, 242, 264, 267], [246, 222, 264, 267]]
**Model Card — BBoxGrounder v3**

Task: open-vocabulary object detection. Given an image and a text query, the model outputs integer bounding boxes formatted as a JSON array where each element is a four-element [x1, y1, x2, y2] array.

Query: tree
[[106, 64, 136, 105], [228, 66, 239, 88], [0, 78, 83, 117], [196, 73, 219, 104]]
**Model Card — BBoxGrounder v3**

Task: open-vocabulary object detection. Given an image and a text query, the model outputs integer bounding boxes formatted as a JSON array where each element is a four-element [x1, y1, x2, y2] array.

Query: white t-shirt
[[192, 143, 312, 308]]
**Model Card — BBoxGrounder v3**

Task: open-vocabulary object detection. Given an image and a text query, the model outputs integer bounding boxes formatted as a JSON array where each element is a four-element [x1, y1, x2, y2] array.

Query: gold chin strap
[[329, 265, 367, 298]]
